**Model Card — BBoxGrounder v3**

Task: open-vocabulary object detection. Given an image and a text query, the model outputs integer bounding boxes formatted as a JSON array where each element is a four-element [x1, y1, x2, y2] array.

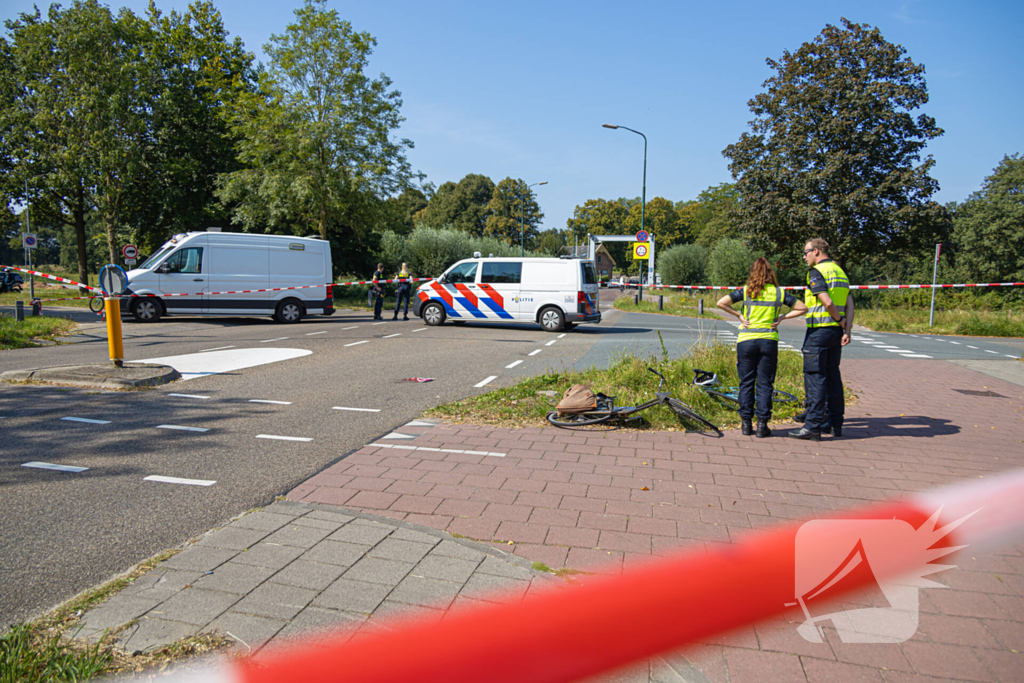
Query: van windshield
[[581, 262, 597, 285], [445, 261, 478, 284], [140, 244, 175, 270]]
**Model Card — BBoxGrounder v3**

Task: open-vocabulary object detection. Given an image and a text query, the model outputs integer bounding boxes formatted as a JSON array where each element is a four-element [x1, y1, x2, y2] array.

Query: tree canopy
[[723, 18, 948, 264], [413, 174, 495, 235], [483, 177, 544, 247], [951, 155, 1024, 283]]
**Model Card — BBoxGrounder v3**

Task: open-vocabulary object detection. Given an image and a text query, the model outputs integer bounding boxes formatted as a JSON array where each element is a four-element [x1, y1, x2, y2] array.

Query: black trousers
[[802, 326, 844, 432], [394, 287, 410, 315], [736, 339, 779, 422], [373, 290, 384, 318]]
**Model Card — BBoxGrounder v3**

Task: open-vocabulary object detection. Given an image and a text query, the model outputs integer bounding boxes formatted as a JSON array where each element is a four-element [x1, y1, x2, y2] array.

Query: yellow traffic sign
[[633, 242, 649, 260]]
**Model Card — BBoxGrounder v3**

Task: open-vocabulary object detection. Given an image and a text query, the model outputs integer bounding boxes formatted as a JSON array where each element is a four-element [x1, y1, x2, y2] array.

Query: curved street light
[[519, 181, 547, 257], [603, 123, 647, 296]]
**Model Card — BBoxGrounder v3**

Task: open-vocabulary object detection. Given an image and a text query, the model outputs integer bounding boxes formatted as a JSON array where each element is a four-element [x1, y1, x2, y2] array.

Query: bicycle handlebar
[[647, 367, 665, 392]]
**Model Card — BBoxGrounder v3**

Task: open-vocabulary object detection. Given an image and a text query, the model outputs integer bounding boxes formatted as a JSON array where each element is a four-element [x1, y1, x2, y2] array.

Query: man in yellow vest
[[789, 239, 853, 441], [393, 262, 412, 320]]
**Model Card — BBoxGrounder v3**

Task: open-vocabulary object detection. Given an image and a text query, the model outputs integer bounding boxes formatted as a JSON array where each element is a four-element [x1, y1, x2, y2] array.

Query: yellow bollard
[[105, 297, 124, 367]]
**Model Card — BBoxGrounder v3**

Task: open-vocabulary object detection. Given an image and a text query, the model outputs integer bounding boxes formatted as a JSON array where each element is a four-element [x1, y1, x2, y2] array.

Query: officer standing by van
[[789, 239, 852, 441], [393, 262, 411, 320], [372, 262, 385, 320]]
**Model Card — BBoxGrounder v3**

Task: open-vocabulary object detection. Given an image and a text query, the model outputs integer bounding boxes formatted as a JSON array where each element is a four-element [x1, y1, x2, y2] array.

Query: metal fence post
[[929, 243, 941, 328], [658, 295, 663, 310], [15, 300, 25, 322]]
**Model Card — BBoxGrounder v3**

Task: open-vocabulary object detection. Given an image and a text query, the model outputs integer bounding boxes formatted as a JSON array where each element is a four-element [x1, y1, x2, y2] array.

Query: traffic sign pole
[[99, 264, 128, 367]]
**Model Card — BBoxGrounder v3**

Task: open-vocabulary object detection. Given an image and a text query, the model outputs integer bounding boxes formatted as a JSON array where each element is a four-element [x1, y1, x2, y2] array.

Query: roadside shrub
[[708, 238, 759, 287], [659, 243, 707, 286]]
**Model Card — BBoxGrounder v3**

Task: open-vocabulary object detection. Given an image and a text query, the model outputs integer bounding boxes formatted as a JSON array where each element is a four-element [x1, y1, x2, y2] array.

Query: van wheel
[[539, 306, 565, 332], [423, 302, 446, 326], [131, 298, 162, 323], [275, 298, 304, 324]]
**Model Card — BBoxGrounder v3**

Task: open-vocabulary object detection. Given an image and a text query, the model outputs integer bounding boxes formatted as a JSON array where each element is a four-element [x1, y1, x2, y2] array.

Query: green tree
[[381, 187, 428, 235], [624, 196, 684, 248], [722, 18, 947, 264], [534, 228, 565, 256], [659, 243, 708, 286], [483, 177, 544, 247], [676, 183, 741, 251], [217, 0, 415, 263], [952, 155, 1024, 284], [708, 238, 759, 287], [566, 198, 630, 268], [414, 174, 495, 235]]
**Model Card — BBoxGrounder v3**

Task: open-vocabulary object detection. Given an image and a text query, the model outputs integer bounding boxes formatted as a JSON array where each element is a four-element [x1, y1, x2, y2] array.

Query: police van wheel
[[131, 298, 162, 323], [275, 298, 304, 324], [539, 306, 565, 332], [423, 302, 446, 326]]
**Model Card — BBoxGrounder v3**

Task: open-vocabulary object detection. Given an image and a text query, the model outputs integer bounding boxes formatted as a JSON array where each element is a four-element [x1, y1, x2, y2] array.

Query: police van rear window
[[582, 262, 597, 285], [482, 262, 522, 284]]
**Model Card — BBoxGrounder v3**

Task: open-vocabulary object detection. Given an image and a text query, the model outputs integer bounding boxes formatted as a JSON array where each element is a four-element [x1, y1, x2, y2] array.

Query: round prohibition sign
[[634, 243, 649, 258], [635, 230, 649, 242], [23, 234, 37, 248], [122, 244, 138, 260], [99, 264, 129, 296]]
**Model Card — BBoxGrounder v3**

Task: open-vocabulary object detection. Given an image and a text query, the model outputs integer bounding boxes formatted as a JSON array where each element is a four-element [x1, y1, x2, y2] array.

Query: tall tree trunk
[[319, 205, 327, 240], [74, 183, 89, 291]]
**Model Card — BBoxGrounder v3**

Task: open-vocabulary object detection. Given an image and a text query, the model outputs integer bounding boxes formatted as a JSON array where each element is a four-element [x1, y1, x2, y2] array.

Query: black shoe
[[821, 424, 832, 435], [831, 425, 842, 438], [793, 411, 807, 423], [788, 427, 821, 441], [741, 419, 753, 436], [403, 316, 409, 321], [757, 421, 772, 438], [392, 315, 398, 320]]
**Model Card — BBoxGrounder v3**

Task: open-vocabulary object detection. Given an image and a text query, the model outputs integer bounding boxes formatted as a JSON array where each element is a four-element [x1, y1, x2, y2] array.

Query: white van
[[121, 230, 334, 323], [412, 257, 601, 332]]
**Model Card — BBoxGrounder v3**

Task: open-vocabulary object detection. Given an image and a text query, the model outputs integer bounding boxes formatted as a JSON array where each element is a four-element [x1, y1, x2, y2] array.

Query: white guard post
[[588, 234, 655, 288]]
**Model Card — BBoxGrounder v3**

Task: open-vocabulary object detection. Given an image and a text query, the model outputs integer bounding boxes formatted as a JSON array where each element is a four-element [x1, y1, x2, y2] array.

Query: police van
[[412, 256, 601, 332], [121, 229, 334, 324]]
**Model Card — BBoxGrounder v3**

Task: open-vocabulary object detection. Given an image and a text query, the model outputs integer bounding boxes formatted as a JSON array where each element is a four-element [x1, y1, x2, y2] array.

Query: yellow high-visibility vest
[[804, 261, 849, 328], [737, 284, 783, 343]]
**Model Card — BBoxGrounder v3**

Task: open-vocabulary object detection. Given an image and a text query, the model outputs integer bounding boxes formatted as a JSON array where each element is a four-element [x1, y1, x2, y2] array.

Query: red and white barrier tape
[[153, 469, 1024, 683], [627, 282, 1024, 291], [1, 266, 103, 294]]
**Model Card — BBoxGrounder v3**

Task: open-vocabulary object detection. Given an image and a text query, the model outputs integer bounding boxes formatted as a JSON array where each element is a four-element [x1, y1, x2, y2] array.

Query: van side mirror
[[156, 264, 169, 274]]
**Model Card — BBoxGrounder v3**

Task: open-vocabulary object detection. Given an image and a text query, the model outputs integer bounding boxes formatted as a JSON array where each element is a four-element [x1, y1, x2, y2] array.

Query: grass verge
[[856, 308, 1024, 337], [0, 549, 233, 682], [0, 316, 77, 349], [425, 341, 845, 431], [612, 292, 721, 319]]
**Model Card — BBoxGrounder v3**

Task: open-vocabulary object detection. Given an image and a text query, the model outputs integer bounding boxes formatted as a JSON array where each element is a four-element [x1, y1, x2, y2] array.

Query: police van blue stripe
[[480, 298, 514, 319]]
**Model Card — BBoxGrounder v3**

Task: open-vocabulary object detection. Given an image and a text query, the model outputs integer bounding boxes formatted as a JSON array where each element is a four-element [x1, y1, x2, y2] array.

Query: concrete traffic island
[[0, 363, 180, 389]]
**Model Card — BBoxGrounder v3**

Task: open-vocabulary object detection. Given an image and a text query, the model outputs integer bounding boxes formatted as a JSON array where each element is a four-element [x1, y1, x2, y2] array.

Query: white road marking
[[372, 443, 505, 457], [932, 339, 946, 342], [901, 354, 933, 358], [344, 340, 369, 347], [144, 475, 216, 486], [874, 345, 899, 349], [383, 333, 401, 339], [61, 417, 110, 425], [404, 420, 436, 427], [545, 340, 558, 346], [341, 326, 359, 330], [249, 400, 292, 405], [130, 348, 312, 381], [1007, 355, 1019, 359], [306, 331, 327, 336], [199, 346, 235, 352], [474, 375, 498, 388], [558, 333, 567, 339], [333, 406, 381, 412], [413, 328, 428, 332], [260, 337, 290, 343], [168, 393, 210, 400], [157, 424, 210, 432], [382, 432, 416, 440], [506, 360, 523, 369], [256, 434, 312, 442], [372, 321, 388, 326], [985, 350, 999, 354], [967, 345, 978, 349], [885, 349, 912, 353], [949, 341, 961, 345], [529, 349, 542, 356], [22, 461, 88, 473]]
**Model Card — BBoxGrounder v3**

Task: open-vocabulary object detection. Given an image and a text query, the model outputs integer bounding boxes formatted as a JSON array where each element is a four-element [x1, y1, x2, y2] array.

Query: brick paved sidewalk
[[289, 359, 1024, 682]]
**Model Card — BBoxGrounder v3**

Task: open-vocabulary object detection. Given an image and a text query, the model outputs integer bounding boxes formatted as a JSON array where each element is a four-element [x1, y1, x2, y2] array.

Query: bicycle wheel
[[546, 410, 614, 427], [771, 389, 799, 404], [668, 398, 720, 432], [704, 388, 741, 410], [88, 296, 104, 314]]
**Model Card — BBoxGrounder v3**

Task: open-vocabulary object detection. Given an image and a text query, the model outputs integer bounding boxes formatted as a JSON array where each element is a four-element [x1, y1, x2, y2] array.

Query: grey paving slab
[[327, 523, 393, 546], [291, 515, 345, 531], [262, 523, 335, 549], [342, 557, 415, 586], [301, 540, 372, 567], [118, 617, 199, 654], [431, 539, 488, 562], [312, 578, 392, 614], [231, 543, 305, 569], [387, 575, 463, 610], [118, 569, 203, 597], [459, 572, 531, 604], [80, 594, 168, 634], [262, 502, 306, 518], [160, 546, 238, 573], [270, 560, 348, 591], [306, 510, 356, 525], [274, 606, 366, 645], [197, 526, 270, 551], [389, 527, 442, 546], [206, 612, 287, 654], [231, 583, 318, 620], [410, 554, 481, 584], [365, 600, 445, 630], [193, 563, 277, 595], [151, 588, 239, 626], [367, 538, 434, 564], [231, 511, 296, 533], [476, 555, 535, 580]]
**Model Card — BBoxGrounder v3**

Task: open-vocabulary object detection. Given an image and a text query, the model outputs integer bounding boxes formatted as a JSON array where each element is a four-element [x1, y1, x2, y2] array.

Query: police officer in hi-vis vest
[[789, 238, 854, 441], [393, 262, 411, 321], [718, 258, 808, 438]]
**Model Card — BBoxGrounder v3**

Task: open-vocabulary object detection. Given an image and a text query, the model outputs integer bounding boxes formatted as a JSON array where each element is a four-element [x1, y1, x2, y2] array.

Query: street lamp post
[[602, 124, 647, 298], [519, 181, 547, 257]]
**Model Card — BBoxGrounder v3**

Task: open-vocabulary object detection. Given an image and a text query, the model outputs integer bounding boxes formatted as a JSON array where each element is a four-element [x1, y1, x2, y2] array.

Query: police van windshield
[[140, 243, 175, 270], [581, 262, 597, 285], [445, 261, 478, 284]]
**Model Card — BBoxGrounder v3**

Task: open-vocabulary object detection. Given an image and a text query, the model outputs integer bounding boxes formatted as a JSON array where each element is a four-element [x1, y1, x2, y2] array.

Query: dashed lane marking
[[412, 328, 428, 332], [372, 322, 388, 326], [61, 417, 111, 425], [333, 406, 381, 413], [306, 331, 327, 336], [260, 337, 290, 343], [949, 341, 961, 345], [383, 333, 401, 339], [1007, 355, 1019, 359], [985, 350, 999, 354], [256, 434, 313, 442], [344, 340, 369, 347], [168, 393, 210, 400], [144, 475, 216, 486], [22, 462, 88, 473], [156, 424, 210, 432], [249, 400, 292, 405], [874, 345, 899, 349], [341, 326, 359, 330], [199, 346, 235, 352], [545, 340, 558, 346], [967, 345, 979, 349], [529, 350, 542, 356], [885, 349, 912, 353], [506, 360, 523, 369], [474, 375, 498, 388], [371, 443, 505, 458], [558, 333, 567, 339], [901, 354, 933, 358]]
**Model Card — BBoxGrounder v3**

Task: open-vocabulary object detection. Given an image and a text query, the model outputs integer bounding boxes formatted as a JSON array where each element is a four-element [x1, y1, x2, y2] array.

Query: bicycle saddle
[[691, 369, 718, 386]]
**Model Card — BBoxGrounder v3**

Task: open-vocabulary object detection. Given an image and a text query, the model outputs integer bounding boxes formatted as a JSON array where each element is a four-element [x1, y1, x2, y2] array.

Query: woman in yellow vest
[[717, 258, 808, 437]]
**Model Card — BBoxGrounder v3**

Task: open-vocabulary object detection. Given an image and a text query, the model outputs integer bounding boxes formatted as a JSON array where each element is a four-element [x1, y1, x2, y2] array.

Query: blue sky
[[4, 0, 1022, 231]]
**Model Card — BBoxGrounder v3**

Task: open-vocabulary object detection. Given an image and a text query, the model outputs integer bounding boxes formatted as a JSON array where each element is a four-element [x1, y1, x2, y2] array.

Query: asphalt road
[[2, 301, 1022, 626]]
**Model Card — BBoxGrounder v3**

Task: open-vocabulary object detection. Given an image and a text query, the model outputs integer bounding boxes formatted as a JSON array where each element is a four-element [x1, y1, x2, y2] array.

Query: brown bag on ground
[[556, 384, 598, 415]]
